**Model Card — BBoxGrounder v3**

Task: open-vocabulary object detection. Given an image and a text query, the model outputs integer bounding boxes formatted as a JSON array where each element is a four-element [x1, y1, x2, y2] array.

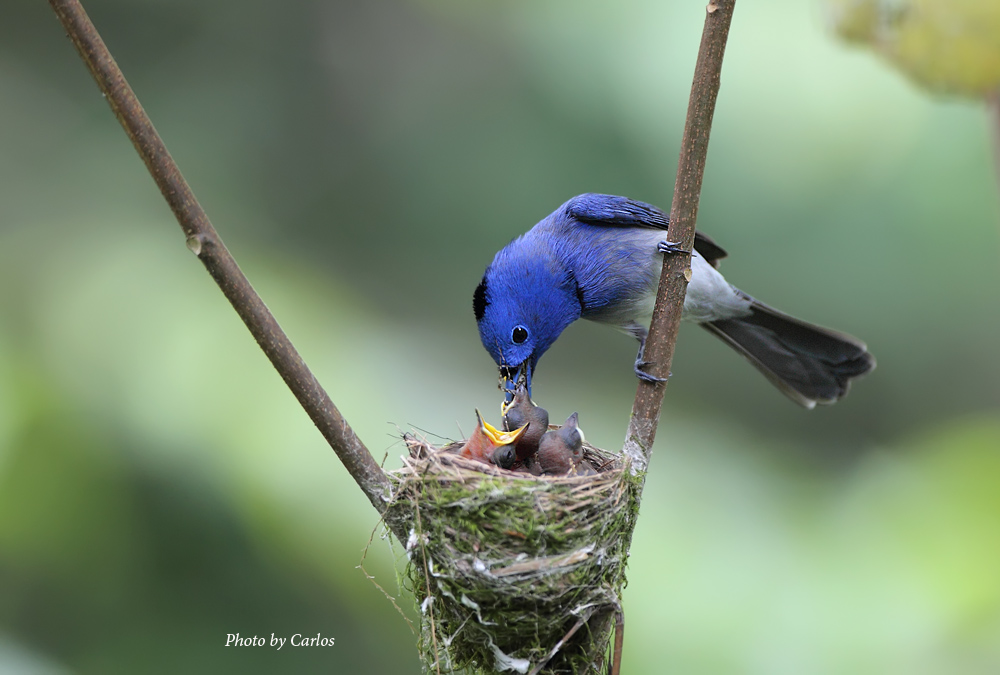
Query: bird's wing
[[566, 194, 670, 229], [692, 231, 728, 269], [565, 193, 728, 268]]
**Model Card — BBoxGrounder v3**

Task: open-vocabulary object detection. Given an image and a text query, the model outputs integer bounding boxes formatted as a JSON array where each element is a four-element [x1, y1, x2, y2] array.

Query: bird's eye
[[511, 326, 528, 344]]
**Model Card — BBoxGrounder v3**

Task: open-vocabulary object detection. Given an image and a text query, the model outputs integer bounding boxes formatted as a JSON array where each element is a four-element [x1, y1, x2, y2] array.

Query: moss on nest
[[384, 435, 643, 674]]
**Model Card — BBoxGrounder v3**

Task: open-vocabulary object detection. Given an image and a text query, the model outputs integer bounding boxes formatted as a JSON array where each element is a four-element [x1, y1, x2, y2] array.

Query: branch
[[623, 1, 736, 472], [988, 91, 1000, 206], [48, 0, 391, 513]]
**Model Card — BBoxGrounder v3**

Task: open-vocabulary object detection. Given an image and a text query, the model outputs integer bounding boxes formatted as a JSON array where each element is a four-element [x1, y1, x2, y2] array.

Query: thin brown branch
[[610, 607, 624, 675], [623, 0, 736, 472], [988, 91, 1000, 205], [527, 609, 593, 675], [48, 0, 391, 513]]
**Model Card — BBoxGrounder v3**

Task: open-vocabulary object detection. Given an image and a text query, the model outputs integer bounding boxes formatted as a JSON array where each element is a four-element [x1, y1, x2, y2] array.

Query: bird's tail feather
[[703, 299, 875, 409]]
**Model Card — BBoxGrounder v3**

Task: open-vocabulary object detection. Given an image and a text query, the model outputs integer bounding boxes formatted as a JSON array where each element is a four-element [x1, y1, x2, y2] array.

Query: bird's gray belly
[[682, 252, 753, 323]]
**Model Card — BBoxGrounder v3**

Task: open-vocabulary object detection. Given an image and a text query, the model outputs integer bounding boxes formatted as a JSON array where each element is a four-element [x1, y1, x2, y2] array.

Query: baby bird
[[501, 382, 550, 465], [460, 410, 526, 468], [493, 444, 517, 470], [537, 412, 594, 476]]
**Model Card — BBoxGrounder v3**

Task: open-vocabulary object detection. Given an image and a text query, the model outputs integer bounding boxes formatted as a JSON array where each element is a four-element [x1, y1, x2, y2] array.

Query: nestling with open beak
[[460, 410, 526, 469], [536, 412, 594, 476]]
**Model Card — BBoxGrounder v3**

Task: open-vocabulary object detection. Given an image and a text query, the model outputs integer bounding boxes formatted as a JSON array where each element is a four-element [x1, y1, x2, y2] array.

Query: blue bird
[[473, 194, 875, 408]]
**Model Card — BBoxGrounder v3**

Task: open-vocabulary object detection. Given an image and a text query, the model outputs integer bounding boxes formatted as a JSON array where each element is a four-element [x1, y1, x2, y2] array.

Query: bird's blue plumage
[[476, 194, 678, 393], [565, 193, 669, 230], [474, 229, 582, 378], [475, 193, 875, 407]]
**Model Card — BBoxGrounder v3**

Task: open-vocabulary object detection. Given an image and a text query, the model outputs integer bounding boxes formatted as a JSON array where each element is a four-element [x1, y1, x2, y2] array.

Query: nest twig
[[384, 435, 642, 674]]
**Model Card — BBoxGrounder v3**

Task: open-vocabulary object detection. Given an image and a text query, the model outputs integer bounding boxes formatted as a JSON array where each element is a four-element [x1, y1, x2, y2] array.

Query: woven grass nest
[[384, 431, 643, 674]]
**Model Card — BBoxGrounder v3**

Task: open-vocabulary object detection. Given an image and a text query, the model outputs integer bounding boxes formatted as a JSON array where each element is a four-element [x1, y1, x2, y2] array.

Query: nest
[[384, 434, 642, 674]]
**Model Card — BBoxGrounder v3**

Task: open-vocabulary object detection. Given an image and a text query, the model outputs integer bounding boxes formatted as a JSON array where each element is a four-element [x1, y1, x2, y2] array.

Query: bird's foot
[[634, 360, 668, 383], [657, 240, 687, 255], [634, 334, 667, 382]]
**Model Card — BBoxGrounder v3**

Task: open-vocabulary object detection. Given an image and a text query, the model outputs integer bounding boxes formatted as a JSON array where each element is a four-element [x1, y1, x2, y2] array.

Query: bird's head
[[556, 411, 585, 457], [474, 239, 582, 399]]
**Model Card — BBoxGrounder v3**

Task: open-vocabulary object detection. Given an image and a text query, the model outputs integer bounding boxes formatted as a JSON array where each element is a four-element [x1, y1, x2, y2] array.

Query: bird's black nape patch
[[567, 268, 586, 310], [473, 275, 489, 321]]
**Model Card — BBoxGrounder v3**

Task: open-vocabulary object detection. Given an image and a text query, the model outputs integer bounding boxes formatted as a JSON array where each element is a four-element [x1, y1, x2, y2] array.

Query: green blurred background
[[2, 0, 999, 673]]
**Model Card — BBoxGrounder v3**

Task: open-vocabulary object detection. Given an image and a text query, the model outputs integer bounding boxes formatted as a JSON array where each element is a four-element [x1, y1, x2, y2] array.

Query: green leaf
[[827, 0, 1000, 98]]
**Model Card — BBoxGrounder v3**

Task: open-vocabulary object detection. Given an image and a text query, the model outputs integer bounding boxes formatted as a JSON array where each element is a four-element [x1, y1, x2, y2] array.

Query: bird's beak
[[476, 410, 527, 446], [499, 361, 531, 403], [565, 411, 584, 442]]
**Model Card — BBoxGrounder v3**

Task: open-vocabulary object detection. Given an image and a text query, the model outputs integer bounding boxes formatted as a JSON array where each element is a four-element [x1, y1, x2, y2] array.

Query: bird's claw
[[657, 240, 686, 255], [634, 361, 668, 383]]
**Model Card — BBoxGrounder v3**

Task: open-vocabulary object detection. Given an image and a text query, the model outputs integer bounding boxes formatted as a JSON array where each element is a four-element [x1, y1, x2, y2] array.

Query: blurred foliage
[[626, 418, 1000, 674], [826, 0, 1000, 98], [1, 0, 999, 673]]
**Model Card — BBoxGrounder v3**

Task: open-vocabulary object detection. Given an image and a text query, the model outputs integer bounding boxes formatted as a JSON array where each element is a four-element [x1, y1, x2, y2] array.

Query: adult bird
[[473, 194, 875, 408]]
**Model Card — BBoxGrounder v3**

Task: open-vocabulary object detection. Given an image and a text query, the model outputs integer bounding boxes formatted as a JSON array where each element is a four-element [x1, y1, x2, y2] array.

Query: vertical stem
[[48, 0, 392, 512], [623, 1, 736, 472], [988, 91, 1000, 206]]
